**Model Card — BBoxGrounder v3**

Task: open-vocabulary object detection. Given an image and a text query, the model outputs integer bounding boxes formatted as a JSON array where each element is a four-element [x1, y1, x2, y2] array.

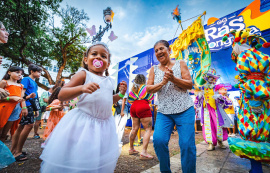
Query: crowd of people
[[0, 17, 268, 173]]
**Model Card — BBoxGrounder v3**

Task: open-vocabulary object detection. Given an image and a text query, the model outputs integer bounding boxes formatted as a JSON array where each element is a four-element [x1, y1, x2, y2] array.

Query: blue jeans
[[153, 107, 196, 173]]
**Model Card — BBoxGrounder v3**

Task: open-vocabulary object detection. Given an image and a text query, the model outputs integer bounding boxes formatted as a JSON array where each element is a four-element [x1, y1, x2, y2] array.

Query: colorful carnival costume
[[195, 68, 232, 151], [223, 29, 270, 172]]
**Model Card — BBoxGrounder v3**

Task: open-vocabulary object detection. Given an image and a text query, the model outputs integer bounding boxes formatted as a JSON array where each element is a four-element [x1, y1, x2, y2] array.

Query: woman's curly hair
[[48, 86, 62, 105], [132, 74, 146, 93]]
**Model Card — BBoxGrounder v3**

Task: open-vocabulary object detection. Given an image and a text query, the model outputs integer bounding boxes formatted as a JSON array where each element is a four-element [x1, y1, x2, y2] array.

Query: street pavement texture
[[142, 140, 270, 173]]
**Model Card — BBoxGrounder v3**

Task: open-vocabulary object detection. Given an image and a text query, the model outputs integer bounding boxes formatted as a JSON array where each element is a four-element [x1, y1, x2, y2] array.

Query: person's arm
[[120, 97, 127, 117], [146, 66, 168, 94], [112, 81, 127, 103], [0, 80, 9, 100], [58, 71, 100, 101], [21, 85, 28, 116], [46, 105, 63, 111], [168, 60, 193, 90]]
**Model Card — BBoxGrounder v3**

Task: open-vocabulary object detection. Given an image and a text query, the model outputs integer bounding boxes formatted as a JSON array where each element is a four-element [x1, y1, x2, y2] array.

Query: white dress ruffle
[[40, 69, 119, 173]]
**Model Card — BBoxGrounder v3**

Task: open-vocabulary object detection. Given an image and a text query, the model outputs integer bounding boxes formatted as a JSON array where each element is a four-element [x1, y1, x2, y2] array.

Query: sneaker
[[34, 135, 40, 139]]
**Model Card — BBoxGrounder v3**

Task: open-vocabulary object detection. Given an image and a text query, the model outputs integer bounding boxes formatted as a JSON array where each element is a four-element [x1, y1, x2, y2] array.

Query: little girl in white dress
[[40, 42, 127, 173]]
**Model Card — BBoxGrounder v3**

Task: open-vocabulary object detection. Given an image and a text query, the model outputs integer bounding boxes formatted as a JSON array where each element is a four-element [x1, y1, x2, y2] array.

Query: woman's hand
[[22, 108, 28, 117], [10, 96, 24, 102], [161, 74, 169, 85], [26, 93, 36, 100], [81, 82, 100, 94], [0, 88, 9, 99], [164, 66, 175, 82], [34, 111, 39, 118], [58, 105, 64, 111], [120, 111, 125, 117], [119, 81, 127, 95]]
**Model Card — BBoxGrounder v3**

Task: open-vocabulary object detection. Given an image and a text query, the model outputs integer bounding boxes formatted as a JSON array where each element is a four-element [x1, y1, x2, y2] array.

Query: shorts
[[34, 110, 42, 121], [8, 103, 21, 121], [130, 100, 152, 119], [20, 105, 35, 125]]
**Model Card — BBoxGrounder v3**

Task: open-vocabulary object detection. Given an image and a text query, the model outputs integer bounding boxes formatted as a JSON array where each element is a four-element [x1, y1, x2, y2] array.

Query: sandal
[[129, 149, 139, 155], [140, 154, 154, 160], [22, 151, 27, 155], [15, 154, 28, 162]]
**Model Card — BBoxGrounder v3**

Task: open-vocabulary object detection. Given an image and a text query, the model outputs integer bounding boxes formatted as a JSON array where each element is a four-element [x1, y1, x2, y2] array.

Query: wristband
[[6, 97, 10, 101], [22, 107, 27, 109], [118, 93, 125, 98], [50, 107, 52, 111]]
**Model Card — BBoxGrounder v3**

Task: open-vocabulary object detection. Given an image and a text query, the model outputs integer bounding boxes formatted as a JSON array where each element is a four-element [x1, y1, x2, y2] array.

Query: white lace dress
[[40, 68, 119, 173]]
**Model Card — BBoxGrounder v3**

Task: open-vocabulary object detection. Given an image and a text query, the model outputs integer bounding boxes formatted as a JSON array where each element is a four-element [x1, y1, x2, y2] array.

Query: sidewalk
[[142, 140, 270, 173]]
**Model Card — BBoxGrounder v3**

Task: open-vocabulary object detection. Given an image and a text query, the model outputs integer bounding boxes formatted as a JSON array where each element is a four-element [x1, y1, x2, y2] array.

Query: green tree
[[0, 0, 63, 89], [49, 5, 89, 82], [0, 1, 89, 90]]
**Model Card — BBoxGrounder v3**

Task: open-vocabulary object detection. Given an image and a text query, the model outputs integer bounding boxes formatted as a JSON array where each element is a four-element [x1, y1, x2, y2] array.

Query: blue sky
[[61, 0, 254, 65]]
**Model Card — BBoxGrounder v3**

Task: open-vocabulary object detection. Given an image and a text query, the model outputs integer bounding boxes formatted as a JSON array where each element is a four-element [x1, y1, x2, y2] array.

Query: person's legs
[[0, 121, 13, 142], [33, 110, 42, 138], [129, 117, 140, 151], [11, 124, 24, 154], [174, 107, 196, 173], [194, 121, 198, 134], [140, 117, 152, 157], [227, 128, 232, 135], [34, 120, 41, 137], [14, 124, 33, 157], [153, 112, 174, 173], [14, 106, 34, 157]]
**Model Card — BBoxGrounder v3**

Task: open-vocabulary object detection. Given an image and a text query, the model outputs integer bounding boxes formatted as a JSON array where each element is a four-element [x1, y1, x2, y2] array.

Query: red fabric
[[130, 100, 152, 118]]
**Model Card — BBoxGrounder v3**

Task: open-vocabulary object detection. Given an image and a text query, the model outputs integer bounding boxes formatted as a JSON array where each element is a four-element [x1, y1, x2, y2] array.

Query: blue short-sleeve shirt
[[21, 77, 38, 106]]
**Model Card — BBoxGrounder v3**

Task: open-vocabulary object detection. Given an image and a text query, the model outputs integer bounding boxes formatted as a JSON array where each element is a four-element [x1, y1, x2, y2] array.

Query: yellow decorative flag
[[170, 17, 211, 86]]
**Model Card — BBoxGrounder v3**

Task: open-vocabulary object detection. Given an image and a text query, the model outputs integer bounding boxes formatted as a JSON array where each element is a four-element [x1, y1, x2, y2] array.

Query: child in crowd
[[40, 42, 127, 173], [115, 83, 128, 117], [0, 66, 29, 142], [39, 87, 53, 130], [11, 64, 42, 161], [43, 87, 64, 140]]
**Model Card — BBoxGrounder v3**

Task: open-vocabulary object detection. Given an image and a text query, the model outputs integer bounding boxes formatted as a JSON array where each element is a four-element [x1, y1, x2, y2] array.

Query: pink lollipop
[[93, 59, 103, 68]]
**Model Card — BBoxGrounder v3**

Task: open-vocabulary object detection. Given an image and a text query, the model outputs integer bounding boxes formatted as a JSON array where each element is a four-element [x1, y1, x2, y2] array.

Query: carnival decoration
[[222, 29, 270, 167], [172, 5, 183, 30], [86, 25, 97, 36], [170, 13, 211, 86], [195, 68, 233, 151], [108, 31, 118, 42]]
